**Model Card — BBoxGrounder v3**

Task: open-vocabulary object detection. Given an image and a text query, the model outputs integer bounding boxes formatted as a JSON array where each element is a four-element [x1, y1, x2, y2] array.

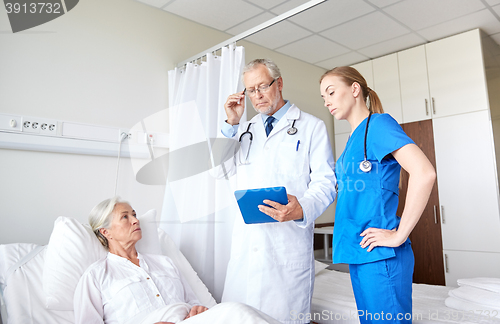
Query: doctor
[[220, 58, 336, 323]]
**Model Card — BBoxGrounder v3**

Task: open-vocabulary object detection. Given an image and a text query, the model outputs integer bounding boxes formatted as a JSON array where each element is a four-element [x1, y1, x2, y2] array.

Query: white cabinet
[[443, 250, 500, 286], [425, 29, 489, 118], [433, 110, 500, 253], [399, 29, 489, 123], [398, 45, 432, 123], [372, 53, 403, 124]]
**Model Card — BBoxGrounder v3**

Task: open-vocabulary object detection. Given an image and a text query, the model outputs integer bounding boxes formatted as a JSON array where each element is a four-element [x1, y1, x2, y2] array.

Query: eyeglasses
[[244, 79, 277, 97]]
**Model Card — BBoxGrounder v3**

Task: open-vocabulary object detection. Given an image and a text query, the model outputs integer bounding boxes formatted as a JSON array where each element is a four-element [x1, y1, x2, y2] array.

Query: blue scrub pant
[[349, 241, 414, 324]]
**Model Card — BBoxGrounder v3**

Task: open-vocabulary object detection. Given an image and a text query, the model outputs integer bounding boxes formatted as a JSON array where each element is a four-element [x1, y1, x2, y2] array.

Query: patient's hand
[[184, 305, 208, 319]]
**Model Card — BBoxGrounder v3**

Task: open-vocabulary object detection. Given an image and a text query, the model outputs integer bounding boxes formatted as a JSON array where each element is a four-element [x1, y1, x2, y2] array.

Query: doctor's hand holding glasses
[[224, 78, 277, 126]]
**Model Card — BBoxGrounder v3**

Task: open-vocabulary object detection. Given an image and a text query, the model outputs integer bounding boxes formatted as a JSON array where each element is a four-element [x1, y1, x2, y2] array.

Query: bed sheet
[[311, 269, 500, 324]]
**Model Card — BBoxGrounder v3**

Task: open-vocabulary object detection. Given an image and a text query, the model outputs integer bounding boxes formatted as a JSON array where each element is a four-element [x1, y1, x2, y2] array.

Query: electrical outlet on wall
[[40, 121, 58, 136], [21, 117, 59, 136], [119, 129, 132, 142], [22, 119, 40, 134]]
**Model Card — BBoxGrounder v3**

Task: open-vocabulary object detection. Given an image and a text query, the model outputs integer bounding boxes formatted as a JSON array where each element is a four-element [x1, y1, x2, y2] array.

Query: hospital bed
[[0, 211, 277, 324], [311, 265, 500, 324], [1, 215, 499, 324]]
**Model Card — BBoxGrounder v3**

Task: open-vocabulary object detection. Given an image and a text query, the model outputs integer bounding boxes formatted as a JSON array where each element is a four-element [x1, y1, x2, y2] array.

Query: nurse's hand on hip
[[258, 194, 304, 222], [224, 91, 246, 125], [359, 228, 406, 252]]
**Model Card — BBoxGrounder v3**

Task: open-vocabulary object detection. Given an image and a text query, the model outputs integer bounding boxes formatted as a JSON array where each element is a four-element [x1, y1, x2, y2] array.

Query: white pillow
[[42, 210, 158, 311]]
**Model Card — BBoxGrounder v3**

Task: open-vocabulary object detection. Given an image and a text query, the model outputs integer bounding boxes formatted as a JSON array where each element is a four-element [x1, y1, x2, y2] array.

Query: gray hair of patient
[[89, 196, 129, 249], [243, 58, 281, 80]]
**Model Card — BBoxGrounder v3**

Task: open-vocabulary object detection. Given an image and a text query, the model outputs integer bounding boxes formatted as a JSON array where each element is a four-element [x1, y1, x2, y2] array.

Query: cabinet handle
[[425, 99, 429, 116], [445, 254, 449, 273], [441, 205, 445, 224], [432, 97, 436, 114], [433, 205, 437, 224]]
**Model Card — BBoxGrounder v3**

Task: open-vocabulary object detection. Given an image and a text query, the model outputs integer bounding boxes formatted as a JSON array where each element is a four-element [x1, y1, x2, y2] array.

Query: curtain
[[162, 45, 245, 302]]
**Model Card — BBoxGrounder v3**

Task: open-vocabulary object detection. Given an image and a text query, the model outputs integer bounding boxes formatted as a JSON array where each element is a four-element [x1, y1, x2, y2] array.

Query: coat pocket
[[274, 142, 306, 177]]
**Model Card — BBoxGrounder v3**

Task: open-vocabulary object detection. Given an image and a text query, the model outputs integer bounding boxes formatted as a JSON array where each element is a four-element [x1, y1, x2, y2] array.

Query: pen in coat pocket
[[296, 140, 300, 151]]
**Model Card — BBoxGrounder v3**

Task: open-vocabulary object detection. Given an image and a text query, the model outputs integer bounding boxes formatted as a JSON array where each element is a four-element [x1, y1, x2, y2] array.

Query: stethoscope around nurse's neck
[[359, 112, 373, 173], [237, 119, 298, 165]]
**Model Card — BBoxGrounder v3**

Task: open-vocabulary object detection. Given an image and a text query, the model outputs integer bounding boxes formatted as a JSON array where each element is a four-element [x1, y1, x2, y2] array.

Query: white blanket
[[458, 278, 500, 294], [445, 296, 500, 319], [139, 302, 281, 324], [449, 286, 500, 309]]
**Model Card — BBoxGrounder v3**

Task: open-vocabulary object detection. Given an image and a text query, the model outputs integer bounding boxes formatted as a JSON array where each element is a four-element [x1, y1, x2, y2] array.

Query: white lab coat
[[221, 104, 336, 323]]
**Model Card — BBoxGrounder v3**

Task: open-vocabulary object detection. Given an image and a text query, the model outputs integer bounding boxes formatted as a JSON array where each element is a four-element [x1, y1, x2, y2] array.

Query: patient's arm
[[184, 305, 209, 319]]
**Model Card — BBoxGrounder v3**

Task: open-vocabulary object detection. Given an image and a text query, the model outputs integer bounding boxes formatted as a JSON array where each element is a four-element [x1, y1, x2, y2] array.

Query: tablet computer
[[234, 186, 288, 224]]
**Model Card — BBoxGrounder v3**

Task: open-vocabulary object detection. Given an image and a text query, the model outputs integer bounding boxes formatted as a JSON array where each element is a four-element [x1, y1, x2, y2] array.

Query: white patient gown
[[74, 252, 200, 324]]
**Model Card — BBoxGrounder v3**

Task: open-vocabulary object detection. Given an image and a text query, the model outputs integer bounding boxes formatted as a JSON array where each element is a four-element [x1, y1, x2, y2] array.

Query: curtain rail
[[176, 0, 327, 68]]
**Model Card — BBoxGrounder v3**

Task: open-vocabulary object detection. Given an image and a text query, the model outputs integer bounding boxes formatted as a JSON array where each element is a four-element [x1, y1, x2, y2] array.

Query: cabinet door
[[372, 53, 403, 124], [426, 29, 488, 118], [443, 250, 500, 286], [433, 110, 500, 252], [399, 120, 445, 285], [334, 61, 375, 135], [398, 45, 432, 123]]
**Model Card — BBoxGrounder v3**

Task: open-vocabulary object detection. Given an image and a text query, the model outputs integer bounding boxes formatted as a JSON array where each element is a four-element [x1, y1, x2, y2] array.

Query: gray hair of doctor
[[243, 58, 282, 80], [89, 196, 129, 249]]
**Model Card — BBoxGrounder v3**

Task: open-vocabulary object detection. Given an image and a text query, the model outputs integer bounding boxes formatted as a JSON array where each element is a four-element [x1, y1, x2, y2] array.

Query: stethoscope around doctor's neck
[[237, 119, 298, 165]]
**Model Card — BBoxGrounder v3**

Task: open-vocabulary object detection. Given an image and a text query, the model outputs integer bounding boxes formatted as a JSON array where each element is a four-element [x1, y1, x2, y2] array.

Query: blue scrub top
[[332, 113, 415, 265]]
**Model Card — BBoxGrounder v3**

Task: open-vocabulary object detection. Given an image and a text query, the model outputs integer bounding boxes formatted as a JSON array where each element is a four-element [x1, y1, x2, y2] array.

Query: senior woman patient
[[75, 197, 281, 324], [74, 197, 207, 324]]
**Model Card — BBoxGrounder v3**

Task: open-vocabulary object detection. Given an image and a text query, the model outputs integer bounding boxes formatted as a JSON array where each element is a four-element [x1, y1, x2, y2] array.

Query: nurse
[[219, 59, 337, 323], [319, 66, 436, 323]]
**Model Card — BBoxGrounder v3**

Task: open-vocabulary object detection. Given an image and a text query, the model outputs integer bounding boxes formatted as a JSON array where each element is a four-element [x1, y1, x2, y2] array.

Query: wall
[[0, 0, 333, 245]]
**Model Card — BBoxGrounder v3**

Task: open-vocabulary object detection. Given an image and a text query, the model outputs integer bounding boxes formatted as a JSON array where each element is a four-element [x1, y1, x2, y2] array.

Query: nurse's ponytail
[[320, 66, 384, 114]]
